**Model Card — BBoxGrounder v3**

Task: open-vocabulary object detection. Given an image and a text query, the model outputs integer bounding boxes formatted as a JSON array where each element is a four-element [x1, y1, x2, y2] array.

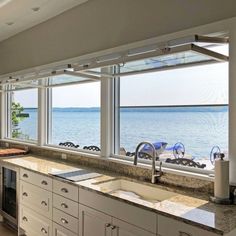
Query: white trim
[[38, 80, 47, 146], [100, 67, 113, 157]]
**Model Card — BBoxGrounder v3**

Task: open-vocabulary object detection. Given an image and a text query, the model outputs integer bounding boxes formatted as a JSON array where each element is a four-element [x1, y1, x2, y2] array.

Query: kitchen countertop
[[1, 155, 236, 235]]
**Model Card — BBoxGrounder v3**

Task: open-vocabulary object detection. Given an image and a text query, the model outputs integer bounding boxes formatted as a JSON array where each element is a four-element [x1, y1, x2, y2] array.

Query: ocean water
[[16, 106, 228, 159]]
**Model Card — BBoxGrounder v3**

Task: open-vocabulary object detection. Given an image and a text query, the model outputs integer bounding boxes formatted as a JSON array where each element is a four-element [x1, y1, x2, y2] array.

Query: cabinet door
[[158, 215, 218, 236], [79, 204, 112, 236], [112, 218, 155, 236], [53, 223, 77, 236]]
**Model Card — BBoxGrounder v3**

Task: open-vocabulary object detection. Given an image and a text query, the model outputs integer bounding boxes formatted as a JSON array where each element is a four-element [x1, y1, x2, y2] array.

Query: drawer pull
[[41, 180, 48, 185], [41, 228, 47, 234], [61, 218, 68, 224], [111, 225, 116, 230], [22, 216, 28, 222], [22, 173, 28, 178], [61, 203, 68, 209], [41, 201, 48, 206], [61, 188, 68, 193], [105, 223, 111, 228], [179, 231, 192, 236], [22, 192, 28, 197]]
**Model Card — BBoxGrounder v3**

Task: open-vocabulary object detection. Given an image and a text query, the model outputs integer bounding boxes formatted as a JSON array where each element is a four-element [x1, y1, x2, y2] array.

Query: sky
[[13, 46, 228, 108]]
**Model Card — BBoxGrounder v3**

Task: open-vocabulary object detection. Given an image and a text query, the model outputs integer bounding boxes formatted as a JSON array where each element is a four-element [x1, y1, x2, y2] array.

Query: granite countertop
[[1, 155, 236, 235]]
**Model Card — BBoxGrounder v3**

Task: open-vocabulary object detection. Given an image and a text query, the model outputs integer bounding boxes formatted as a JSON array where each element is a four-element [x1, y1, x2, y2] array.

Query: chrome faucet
[[134, 141, 163, 184]]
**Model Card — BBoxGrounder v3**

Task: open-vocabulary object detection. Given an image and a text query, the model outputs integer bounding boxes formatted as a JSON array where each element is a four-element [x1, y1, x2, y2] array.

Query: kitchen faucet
[[134, 141, 162, 184]]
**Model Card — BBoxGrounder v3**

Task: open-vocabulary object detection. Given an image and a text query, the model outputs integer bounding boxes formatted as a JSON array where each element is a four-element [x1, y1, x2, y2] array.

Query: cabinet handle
[[41, 201, 48, 206], [41, 228, 47, 234], [22, 192, 28, 197], [111, 225, 116, 230], [61, 203, 68, 209], [61, 188, 68, 193], [22, 173, 28, 178], [41, 180, 48, 185], [22, 216, 28, 222], [61, 218, 68, 224], [179, 231, 192, 236], [105, 223, 111, 228]]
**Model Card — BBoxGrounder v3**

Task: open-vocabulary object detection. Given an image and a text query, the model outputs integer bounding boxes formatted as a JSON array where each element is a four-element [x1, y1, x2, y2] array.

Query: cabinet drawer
[[20, 181, 52, 218], [53, 223, 77, 236], [53, 208, 79, 234], [20, 168, 52, 191], [53, 194, 79, 218], [53, 179, 79, 202], [158, 215, 218, 236], [20, 205, 52, 236]]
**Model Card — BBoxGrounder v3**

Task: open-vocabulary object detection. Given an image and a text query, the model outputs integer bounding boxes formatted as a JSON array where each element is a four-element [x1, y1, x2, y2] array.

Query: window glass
[[48, 80, 101, 151], [116, 60, 228, 170], [10, 89, 38, 141]]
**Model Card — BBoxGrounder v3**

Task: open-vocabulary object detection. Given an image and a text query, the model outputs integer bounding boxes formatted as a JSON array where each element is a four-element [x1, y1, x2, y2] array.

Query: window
[[114, 45, 228, 171], [1, 33, 230, 173], [7, 88, 38, 142], [47, 77, 101, 152]]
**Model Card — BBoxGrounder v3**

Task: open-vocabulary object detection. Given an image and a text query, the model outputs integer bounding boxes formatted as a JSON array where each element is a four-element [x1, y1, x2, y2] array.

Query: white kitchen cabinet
[[112, 218, 156, 236], [53, 193, 79, 218], [19, 168, 53, 236], [53, 223, 77, 236], [79, 204, 155, 236], [158, 215, 218, 236], [20, 181, 52, 218], [53, 179, 79, 202], [53, 208, 79, 234], [20, 168, 52, 191], [79, 188, 157, 234], [19, 205, 52, 236], [79, 204, 112, 236]]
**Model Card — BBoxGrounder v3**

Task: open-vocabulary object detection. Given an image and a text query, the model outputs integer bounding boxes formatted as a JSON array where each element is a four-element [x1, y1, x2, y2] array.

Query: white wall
[[0, 0, 236, 75]]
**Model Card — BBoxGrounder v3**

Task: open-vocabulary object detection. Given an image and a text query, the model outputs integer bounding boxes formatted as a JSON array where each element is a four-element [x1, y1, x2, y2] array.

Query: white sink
[[95, 179, 177, 202]]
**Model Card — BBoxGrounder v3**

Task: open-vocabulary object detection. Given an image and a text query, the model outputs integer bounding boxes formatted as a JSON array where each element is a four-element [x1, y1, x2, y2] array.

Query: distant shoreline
[[23, 105, 228, 113]]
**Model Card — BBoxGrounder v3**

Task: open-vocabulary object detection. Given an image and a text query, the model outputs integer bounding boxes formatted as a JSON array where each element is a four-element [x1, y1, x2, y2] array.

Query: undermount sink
[[95, 178, 177, 203]]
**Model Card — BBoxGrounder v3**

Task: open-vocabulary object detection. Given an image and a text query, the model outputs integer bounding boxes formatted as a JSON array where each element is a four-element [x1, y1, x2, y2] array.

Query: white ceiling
[[0, 0, 88, 42]]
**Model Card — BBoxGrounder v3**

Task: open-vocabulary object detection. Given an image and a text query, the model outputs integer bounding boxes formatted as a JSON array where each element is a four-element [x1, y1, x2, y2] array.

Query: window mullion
[[38, 80, 47, 146], [100, 67, 113, 157]]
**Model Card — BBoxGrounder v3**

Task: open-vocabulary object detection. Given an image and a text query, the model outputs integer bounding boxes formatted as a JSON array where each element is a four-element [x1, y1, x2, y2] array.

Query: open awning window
[[0, 34, 228, 91]]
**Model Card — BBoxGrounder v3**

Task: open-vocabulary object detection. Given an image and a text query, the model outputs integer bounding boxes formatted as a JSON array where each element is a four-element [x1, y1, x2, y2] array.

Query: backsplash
[[0, 141, 214, 196]]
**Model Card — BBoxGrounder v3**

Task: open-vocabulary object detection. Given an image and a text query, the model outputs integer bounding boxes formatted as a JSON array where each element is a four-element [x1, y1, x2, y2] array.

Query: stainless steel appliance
[[0, 164, 18, 228]]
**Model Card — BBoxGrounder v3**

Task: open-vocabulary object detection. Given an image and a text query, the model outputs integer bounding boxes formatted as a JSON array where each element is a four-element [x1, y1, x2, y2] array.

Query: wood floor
[[0, 223, 17, 236]]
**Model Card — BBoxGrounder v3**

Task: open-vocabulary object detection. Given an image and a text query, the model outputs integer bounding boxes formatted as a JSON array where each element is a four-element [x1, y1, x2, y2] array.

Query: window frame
[[4, 87, 39, 144], [44, 78, 102, 154]]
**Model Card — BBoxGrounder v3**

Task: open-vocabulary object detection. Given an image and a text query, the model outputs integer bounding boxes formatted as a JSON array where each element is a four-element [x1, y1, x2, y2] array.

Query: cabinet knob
[[61, 188, 68, 193], [22, 216, 28, 222], [61, 218, 68, 224], [41, 180, 48, 185], [179, 231, 192, 236], [23, 173, 28, 178], [61, 203, 68, 209], [111, 225, 116, 230], [41, 201, 48, 206], [22, 192, 28, 197], [41, 228, 47, 234], [105, 223, 111, 228]]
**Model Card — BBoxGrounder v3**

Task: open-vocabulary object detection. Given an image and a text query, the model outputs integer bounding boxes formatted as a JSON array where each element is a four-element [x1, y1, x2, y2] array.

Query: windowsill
[[0, 138, 214, 183], [2, 138, 38, 147]]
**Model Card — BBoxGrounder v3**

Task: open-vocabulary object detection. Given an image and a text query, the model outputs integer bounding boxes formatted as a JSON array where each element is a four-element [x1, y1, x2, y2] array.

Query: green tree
[[11, 102, 26, 138]]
